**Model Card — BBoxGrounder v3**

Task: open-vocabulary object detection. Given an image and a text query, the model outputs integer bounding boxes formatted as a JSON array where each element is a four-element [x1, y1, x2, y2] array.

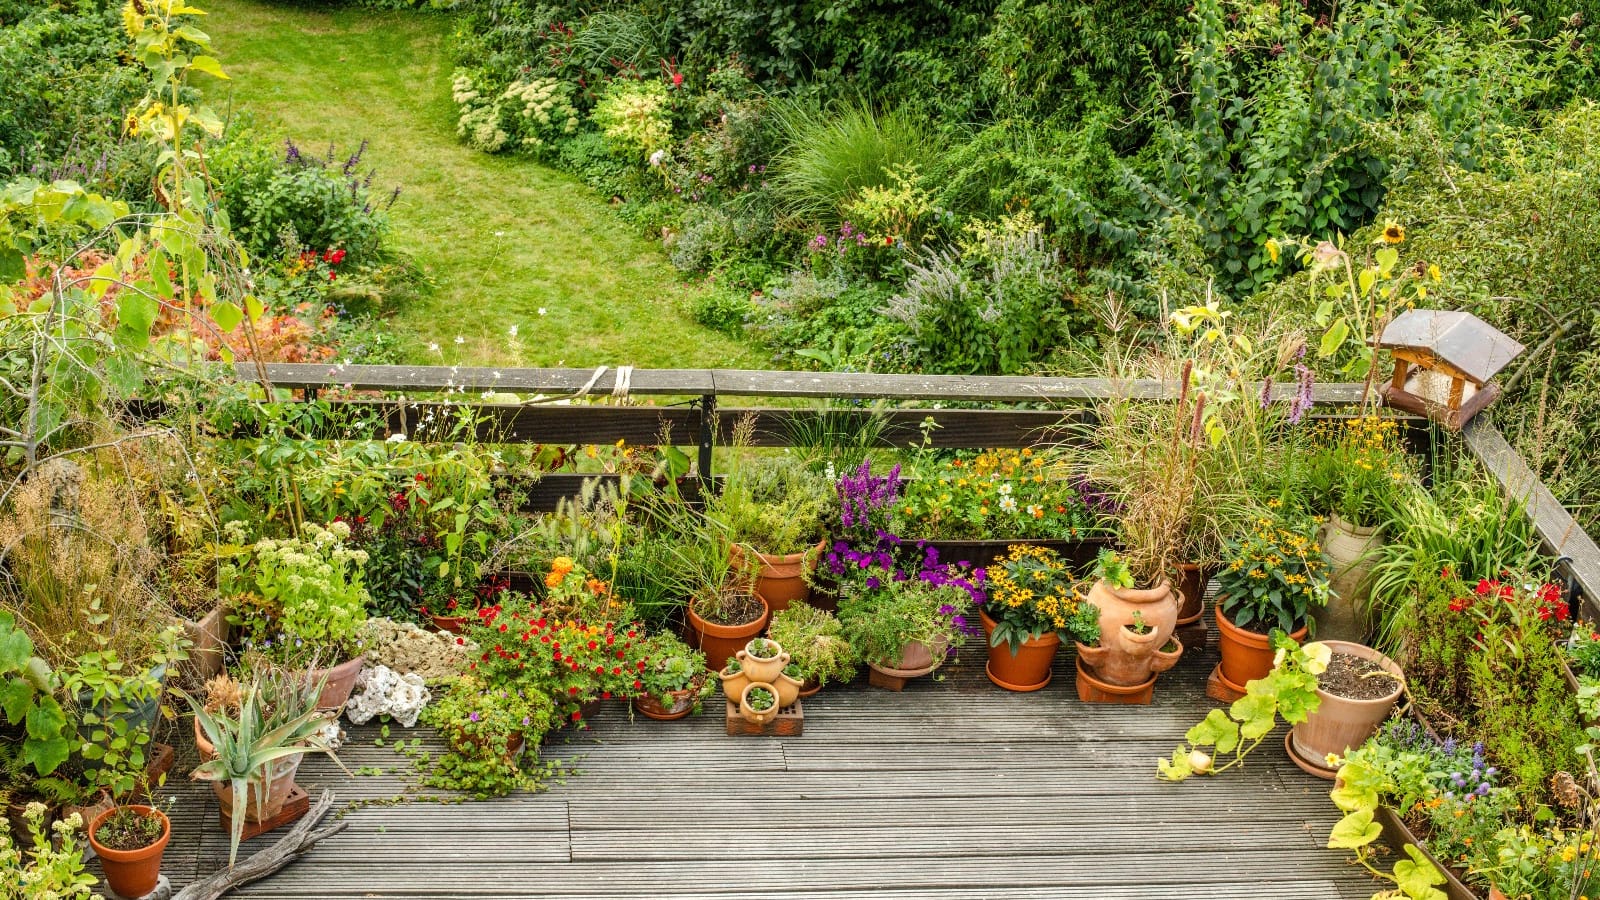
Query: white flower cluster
[[357, 617, 474, 683], [346, 664, 431, 728], [502, 77, 579, 151]]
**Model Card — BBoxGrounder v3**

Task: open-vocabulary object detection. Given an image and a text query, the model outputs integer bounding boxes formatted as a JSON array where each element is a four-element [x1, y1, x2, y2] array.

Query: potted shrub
[[1302, 416, 1412, 640], [87, 801, 171, 898], [980, 544, 1100, 691], [767, 601, 858, 696], [632, 633, 716, 721], [839, 576, 973, 683], [180, 670, 346, 865], [221, 520, 372, 711], [656, 514, 767, 672], [739, 683, 780, 725], [1286, 640, 1404, 778], [892, 447, 1114, 571], [708, 449, 835, 612], [1212, 510, 1330, 695]]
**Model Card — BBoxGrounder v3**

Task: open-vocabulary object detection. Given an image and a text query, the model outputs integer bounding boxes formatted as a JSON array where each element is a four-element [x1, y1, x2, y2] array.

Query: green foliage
[[837, 578, 971, 670], [1297, 417, 1415, 528], [768, 100, 937, 226], [766, 601, 857, 687], [1159, 636, 1328, 780], [895, 447, 1102, 541], [0, 612, 71, 779], [633, 632, 715, 708], [452, 70, 579, 156], [708, 450, 836, 555], [221, 521, 371, 662], [592, 80, 673, 161], [1214, 510, 1331, 634], [984, 544, 1100, 651], [419, 675, 555, 799]]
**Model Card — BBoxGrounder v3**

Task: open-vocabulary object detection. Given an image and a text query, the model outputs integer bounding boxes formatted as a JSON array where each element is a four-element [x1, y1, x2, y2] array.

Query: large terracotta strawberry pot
[[1317, 514, 1383, 641], [89, 805, 171, 899], [732, 542, 824, 613], [1289, 640, 1405, 776], [1075, 579, 1181, 686], [773, 670, 804, 708], [980, 608, 1060, 692], [686, 596, 771, 673], [1215, 604, 1309, 691], [309, 656, 365, 712]]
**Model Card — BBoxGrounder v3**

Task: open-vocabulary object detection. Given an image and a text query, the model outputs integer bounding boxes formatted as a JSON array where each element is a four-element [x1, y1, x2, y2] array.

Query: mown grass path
[[207, 0, 759, 368]]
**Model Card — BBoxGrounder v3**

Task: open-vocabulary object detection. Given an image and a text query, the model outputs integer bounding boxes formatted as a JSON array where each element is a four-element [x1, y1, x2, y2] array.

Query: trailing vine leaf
[[1327, 809, 1382, 850]]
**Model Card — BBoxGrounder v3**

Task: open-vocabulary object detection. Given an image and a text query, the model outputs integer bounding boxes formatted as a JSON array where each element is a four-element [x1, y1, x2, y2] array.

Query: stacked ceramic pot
[[719, 639, 801, 724], [1074, 578, 1185, 704]]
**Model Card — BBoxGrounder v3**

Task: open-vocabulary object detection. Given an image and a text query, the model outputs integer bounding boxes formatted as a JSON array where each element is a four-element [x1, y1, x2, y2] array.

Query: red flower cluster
[[467, 604, 650, 728], [1450, 577, 1568, 622]]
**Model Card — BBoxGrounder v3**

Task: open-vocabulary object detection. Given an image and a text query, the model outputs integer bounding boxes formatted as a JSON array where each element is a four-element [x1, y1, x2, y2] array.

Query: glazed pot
[[1075, 579, 1180, 686], [773, 671, 804, 708], [736, 642, 791, 684], [89, 805, 171, 899], [183, 604, 229, 679], [212, 752, 303, 823], [634, 690, 696, 721], [719, 665, 752, 704], [739, 683, 781, 725], [1290, 640, 1405, 775], [980, 608, 1061, 692], [1215, 604, 1308, 690], [732, 541, 824, 613], [1317, 514, 1383, 641], [309, 656, 365, 712], [686, 595, 770, 673]]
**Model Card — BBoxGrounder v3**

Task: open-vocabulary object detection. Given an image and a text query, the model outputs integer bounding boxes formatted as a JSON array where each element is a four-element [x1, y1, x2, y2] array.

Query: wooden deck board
[[91, 646, 1381, 899]]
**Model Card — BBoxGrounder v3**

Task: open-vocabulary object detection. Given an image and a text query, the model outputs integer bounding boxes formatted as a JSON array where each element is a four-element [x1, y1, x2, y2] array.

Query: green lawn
[[205, 0, 760, 369]]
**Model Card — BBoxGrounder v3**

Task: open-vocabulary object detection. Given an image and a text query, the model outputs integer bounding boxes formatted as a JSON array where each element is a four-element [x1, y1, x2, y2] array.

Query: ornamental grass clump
[[983, 544, 1100, 653], [1214, 510, 1331, 635]]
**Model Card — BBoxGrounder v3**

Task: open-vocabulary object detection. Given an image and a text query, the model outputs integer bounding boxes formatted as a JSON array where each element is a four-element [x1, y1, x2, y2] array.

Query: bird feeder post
[[1371, 310, 1525, 430]]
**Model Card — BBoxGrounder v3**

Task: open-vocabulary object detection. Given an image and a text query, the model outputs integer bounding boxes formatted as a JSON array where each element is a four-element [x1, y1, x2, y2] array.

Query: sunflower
[[1379, 221, 1405, 244]]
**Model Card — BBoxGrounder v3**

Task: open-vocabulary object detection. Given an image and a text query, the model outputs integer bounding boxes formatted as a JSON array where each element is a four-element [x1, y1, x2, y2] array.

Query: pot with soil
[[88, 804, 171, 899], [734, 637, 790, 684], [1215, 605, 1310, 693], [739, 682, 781, 725], [686, 591, 770, 674], [1288, 640, 1405, 778], [309, 656, 365, 712]]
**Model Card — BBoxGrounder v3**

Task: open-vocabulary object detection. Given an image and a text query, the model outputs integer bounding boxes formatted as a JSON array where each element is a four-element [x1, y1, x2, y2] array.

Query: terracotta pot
[[212, 752, 303, 823], [773, 671, 804, 708], [429, 612, 470, 635], [739, 682, 780, 725], [686, 596, 770, 673], [719, 666, 752, 704], [867, 637, 948, 683], [183, 604, 230, 679], [634, 690, 696, 721], [1290, 640, 1405, 774], [1216, 605, 1308, 688], [735, 642, 791, 684], [797, 678, 823, 699], [89, 805, 170, 899], [1075, 656, 1155, 704], [457, 729, 527, 759], [732, 541, 823, 613], [1488, 888, 1509, 900], [1176, 563, 1215, 625], [1317, 514, 1383, 641], [980, 608, 1060, 692], [1075, 579, 1180, 686], [309, 656, 365, 712]]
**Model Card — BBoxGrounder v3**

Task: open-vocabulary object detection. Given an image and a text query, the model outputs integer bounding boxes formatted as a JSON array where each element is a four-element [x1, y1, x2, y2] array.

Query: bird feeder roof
[[1373, 309, 1525, 385]]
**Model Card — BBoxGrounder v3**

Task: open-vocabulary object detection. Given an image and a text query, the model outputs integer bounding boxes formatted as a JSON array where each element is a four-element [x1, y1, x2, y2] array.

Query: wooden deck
[[100, 637, 1382, 900]]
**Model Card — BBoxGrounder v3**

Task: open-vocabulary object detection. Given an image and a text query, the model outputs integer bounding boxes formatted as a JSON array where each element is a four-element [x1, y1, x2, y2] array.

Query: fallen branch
[[172, 790, 347, 900]]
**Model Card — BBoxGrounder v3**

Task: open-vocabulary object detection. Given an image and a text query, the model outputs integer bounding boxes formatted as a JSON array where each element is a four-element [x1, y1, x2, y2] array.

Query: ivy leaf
[[1327, 809, 1382, 850]]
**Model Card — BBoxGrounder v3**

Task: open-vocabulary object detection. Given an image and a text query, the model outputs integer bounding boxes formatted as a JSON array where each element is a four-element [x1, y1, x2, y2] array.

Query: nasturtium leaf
[[0, 247, 24, 282], [1319, 318, 1350, 357], [1327, 809, 1382, 849]]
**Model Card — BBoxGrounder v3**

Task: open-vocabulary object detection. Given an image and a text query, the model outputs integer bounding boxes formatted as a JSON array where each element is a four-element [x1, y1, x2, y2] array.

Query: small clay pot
[[797, 678, 823, 699], [634, 690, 696, 721], [719, 665, 752, 704], [309, 656, 365, 712], [736, 643, 790, 684], [739, 683, 781, 725], [89, 805, 170, 899], [773, 671, 804, 709]]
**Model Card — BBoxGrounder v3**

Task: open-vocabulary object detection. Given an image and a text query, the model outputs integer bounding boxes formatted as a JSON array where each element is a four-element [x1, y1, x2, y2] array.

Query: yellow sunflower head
[[1380, 221, 1405, 244]]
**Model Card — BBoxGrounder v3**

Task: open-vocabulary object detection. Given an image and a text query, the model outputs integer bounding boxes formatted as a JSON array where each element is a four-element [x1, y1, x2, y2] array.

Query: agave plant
[[177, 671, 346, 865]]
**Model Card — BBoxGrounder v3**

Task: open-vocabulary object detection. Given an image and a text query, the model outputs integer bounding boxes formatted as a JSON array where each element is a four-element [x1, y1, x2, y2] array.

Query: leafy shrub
[[692, 287, 753, 336], [768, 100, 938, 225], [452, 69, 579, 155], [211, 129, 396, 265], [750, 270, 904, 369], [884, 216, 1066, 374], [592, 80, 673, 160]]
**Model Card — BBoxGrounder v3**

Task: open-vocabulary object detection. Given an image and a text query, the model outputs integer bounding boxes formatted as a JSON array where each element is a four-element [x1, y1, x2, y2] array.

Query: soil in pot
[[686, 593, 770, 673], [89, 805, 170, 899], [1318, 652, 1401, 700]]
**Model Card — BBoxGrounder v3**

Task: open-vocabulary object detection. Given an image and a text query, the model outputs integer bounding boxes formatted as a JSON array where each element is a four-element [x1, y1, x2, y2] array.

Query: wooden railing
[[233, 363, 1600, 611]]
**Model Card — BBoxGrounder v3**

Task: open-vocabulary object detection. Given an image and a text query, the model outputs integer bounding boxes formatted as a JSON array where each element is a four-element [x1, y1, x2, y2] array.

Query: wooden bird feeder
[[1373, 309, 1524, 430]]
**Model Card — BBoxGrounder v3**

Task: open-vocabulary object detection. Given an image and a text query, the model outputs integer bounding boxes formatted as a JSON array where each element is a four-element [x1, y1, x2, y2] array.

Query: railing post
[[698, 393, 716, 493]]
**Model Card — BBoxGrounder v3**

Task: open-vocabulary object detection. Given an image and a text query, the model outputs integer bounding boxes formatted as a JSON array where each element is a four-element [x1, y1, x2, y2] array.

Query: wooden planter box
[[1375, 806, 1482, 900]]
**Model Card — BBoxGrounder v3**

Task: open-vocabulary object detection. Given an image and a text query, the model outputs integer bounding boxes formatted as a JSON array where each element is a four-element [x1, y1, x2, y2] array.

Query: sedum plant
[[180, 671, 345, 866], [767, 601, 857, 687], [222, 520, 371, 664], [1159, 636, 1328, 781], [0, 802, 95, 898]]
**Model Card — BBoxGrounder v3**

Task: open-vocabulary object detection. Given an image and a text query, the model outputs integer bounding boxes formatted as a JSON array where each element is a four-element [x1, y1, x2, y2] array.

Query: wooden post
[[1446, 377, 1465, 411], [1389, 360, 1409, 392]]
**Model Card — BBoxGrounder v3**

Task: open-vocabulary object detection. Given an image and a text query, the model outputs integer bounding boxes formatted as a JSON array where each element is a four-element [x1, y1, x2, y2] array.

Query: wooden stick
[[171, 790, 347, 900]]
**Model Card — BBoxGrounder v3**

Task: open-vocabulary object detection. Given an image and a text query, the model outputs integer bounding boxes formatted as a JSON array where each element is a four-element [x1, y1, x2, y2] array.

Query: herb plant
[[984, 544, 1101, 653]]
